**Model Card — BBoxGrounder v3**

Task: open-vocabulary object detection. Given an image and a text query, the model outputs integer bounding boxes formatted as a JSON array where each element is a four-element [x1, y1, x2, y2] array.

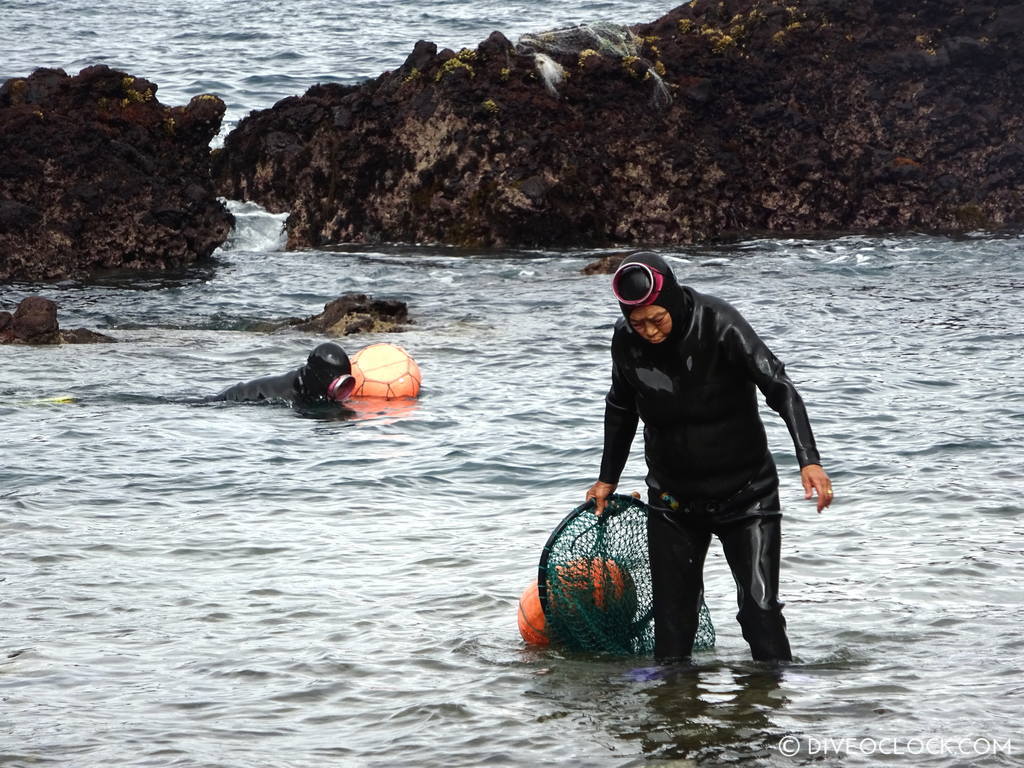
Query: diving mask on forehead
[[612, 262, 665, 306]]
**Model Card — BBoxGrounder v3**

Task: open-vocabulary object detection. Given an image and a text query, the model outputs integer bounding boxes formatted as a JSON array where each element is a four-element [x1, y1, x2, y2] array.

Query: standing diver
[[209, 342, 356, 405], [585, 252, 834, 663]]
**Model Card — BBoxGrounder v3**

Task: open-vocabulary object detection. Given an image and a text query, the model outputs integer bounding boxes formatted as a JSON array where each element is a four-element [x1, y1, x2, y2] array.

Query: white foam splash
[[534, 53, 564, 97], [216, 199, 288, 253]]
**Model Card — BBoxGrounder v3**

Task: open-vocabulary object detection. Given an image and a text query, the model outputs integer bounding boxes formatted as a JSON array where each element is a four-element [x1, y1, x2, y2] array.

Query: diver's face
[[629, 305, 672, 344]]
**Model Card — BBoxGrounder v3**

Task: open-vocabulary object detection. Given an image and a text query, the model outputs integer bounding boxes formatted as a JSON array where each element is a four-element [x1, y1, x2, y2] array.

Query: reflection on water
[[344, 397, 422, 424], [628, 666, 789, 763], [288, 397, 422, 422], [529, 659, 792, 765]]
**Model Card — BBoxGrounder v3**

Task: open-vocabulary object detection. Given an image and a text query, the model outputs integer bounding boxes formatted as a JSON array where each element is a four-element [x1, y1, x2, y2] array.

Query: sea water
[[2, 2, 1023, 766]]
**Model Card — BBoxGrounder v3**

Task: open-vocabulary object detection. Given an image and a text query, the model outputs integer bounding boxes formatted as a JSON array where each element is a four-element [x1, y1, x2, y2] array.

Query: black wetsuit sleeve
[[724, 314, 822, 468], [209, 371, 299, 403], [599, 359, 640, 485]]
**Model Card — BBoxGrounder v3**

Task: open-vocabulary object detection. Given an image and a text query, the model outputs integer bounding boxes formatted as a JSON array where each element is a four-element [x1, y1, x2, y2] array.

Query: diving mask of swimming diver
[[327, 374, 356, 402], [612, 262, 665, 306]]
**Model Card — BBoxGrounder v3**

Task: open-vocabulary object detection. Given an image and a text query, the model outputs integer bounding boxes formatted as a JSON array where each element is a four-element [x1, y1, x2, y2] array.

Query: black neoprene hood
[[614, 252, 690, 341], [298, 342, 351, 396], [307, 342, 351, 378]]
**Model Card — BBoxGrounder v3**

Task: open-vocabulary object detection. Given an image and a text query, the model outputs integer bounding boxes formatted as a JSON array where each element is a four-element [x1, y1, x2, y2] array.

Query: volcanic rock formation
[[215, 0, 1024, 249], [0, 66, 233, 281], [0, 296, 116, 344], [582, 253, 628, 274], [259, 294, 411, 335]]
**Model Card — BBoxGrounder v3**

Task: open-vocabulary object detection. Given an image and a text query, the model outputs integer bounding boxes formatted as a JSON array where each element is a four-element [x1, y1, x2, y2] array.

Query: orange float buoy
[[350, 343, 422, 400], [517, 580, 549, 646]]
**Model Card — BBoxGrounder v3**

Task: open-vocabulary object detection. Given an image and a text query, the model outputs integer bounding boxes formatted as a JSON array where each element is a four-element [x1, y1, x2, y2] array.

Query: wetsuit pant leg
[[717, 516, 792, 662], [647, 505, 711, 661]]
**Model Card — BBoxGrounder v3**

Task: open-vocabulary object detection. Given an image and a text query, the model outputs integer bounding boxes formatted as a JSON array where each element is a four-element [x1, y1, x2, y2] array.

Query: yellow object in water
[[23, 395, 78, 405]]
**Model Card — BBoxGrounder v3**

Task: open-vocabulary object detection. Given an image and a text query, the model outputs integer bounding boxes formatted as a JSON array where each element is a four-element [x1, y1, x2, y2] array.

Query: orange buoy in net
[[350, 343, 422, 400], [517, 580, 549, 646], [554, 557, 631, 610]]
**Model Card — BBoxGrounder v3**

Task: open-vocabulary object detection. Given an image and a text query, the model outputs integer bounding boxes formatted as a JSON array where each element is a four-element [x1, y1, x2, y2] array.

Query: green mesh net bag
[[536, 494, 715, 655], [516, 22, 642, 59]]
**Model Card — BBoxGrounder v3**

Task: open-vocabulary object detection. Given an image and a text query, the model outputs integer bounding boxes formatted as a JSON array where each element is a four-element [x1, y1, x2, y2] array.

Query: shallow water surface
[[3, 227, 1022, 767]]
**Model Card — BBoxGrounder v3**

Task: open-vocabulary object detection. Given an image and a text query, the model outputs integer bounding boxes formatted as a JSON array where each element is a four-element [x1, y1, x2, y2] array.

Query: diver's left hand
[[801, 464, 833, 513]]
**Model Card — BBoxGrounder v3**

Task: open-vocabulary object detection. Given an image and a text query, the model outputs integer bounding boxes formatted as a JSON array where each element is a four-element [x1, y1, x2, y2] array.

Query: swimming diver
[[209, 342, 356, 405], [585, 252, 834, 663]]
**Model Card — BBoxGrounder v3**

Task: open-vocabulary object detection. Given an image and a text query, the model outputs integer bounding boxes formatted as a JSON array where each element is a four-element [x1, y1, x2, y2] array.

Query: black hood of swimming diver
[[614, 252, 691, 343], [297, 342, 351, 399]]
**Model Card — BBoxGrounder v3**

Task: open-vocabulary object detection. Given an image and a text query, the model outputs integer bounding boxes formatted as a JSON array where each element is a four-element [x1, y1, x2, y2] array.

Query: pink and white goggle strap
[[611, 262, 665, 306]]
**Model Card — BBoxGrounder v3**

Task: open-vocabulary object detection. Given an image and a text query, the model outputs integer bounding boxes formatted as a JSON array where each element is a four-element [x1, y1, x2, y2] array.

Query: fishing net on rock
[[516, 22, 642, 59], [515, 22, 670, 107], [537, 494, 715, 655]]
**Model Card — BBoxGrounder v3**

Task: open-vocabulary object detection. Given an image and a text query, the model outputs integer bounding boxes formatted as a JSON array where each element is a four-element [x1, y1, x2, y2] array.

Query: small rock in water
[[0, 296, 116, 344], [582, 253, 627, 275], [261, 294, 411, 336]]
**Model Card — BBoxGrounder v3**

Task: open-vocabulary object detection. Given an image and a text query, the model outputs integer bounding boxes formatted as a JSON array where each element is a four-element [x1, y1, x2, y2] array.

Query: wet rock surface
[[259, 294, 411, 335], [1, 296, 116, 344], [215, 0, 1024, 249], [582, 253, 628, 274], [0, 66, 234, 282]]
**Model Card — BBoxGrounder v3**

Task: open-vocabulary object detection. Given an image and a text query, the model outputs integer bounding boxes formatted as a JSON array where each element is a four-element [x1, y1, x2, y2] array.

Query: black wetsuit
[[209, 342, 351, 406], [599, 252, 821, 662], [213, 368, 313, 403]]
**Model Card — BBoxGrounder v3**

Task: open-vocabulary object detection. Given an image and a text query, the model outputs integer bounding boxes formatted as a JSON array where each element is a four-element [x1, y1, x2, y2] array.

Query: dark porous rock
[[9, 296, 60, 344], [0, 66, 234, 281], [216, 0, 1024, 248], [1, 296, 116, 344], [582, 253, 629, 275], [61, 327, 117, 344], [267, 294, 411, 336]]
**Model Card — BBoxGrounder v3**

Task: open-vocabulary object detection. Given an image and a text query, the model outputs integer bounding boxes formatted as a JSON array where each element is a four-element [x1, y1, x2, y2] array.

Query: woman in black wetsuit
[[586, 252, 833, 662], [209, 342, 355, 405]]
